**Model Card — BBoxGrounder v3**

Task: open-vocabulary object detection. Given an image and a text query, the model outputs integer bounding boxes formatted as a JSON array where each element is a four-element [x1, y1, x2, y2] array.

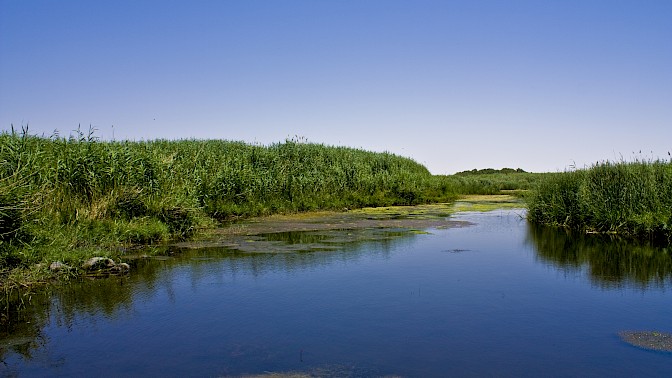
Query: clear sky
[[1, 0, 670, 174]]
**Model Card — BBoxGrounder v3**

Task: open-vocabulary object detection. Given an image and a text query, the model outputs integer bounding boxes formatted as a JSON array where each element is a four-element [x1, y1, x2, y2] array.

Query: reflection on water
[[0, 291, 49, 364], [527, 223, 672, 289], [1, 210, 671, 376], [0, 231, 412, 368]]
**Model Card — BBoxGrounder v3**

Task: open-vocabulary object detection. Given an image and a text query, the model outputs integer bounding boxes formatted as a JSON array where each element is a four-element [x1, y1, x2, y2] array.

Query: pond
[[2, 208, 671, 377]]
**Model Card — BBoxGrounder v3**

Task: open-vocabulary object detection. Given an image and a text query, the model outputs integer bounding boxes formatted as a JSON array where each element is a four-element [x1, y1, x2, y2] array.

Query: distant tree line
[[455, 168, 527, 175]]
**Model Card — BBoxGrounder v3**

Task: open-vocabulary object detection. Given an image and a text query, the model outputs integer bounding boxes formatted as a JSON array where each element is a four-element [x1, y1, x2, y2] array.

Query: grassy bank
[[1, 128, 469, 281], [527, 160, 672, 243], [440, 168, 542, 196]]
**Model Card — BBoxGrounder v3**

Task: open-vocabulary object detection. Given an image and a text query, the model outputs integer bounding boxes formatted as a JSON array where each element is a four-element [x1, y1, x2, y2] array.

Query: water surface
[[2, 209, 671, 377]]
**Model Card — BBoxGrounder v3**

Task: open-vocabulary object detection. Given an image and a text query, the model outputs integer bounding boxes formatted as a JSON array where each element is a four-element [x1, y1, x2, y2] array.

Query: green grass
[[0, 127, 545, 287], [527, 160, 672, 242], [435, 170, 543, 196], [0, 128, 460, 274]]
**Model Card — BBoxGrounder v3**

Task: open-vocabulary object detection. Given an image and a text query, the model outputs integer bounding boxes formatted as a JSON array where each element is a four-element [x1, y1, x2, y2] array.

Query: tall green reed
[[528, 160, 672, 242], [0, 131, 463, 267]]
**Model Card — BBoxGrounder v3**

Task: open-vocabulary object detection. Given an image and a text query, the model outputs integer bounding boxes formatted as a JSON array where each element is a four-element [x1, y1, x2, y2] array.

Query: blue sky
[[1, 0, 670, 173]]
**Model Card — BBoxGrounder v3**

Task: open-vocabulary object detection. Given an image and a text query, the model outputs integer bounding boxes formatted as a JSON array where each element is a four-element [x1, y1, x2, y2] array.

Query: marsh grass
[[0, 129, 470, 277], [436, 169, 542, 196], [528, 160, 672, 242], [0, 126, 544, 288]]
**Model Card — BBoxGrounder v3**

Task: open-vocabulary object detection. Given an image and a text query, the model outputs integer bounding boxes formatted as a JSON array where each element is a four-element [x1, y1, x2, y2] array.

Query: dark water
[[2, 209, 671, 377]]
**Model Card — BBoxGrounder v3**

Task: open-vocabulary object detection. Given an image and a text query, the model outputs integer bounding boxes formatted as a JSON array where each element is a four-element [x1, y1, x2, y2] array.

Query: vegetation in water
[[452, 194, 525, 212], [619, 331, 672, 352], [527, 160, 672, 243], [434, 170, 542, 197], [0, 127, 540, 286]]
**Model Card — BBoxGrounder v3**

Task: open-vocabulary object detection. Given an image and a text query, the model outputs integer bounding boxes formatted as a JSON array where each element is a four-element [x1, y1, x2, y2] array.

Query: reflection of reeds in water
[[527, 223, 672, 289], [0, 228, 414, 361]]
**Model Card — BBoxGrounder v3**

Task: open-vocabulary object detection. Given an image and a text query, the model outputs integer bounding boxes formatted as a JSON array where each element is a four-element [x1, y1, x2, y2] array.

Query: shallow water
[[2, 209, 671, 377]]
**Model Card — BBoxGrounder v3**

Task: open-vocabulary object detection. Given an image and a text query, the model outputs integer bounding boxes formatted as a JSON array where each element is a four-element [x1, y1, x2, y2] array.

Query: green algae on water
[[619, 331, 672, 352]]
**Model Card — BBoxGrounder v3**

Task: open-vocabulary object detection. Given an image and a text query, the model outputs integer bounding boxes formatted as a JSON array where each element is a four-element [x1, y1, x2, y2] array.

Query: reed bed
[[1, 128, 465, 270], [527, 160, 672, 243], [438, 169, 543, 196]]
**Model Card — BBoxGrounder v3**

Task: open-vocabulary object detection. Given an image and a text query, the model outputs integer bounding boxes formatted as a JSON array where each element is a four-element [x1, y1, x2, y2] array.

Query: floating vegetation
[[453, 194, 525, 212], [173, 202, 480, 253], [179, 229, 417, 254], [619, 331, 672, 352], [443, 249, 472, 253], [173, 198, 527, 253]]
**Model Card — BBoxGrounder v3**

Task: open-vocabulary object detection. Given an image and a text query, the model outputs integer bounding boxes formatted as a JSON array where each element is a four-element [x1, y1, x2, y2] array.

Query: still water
[[2, 209, 671, 377]]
